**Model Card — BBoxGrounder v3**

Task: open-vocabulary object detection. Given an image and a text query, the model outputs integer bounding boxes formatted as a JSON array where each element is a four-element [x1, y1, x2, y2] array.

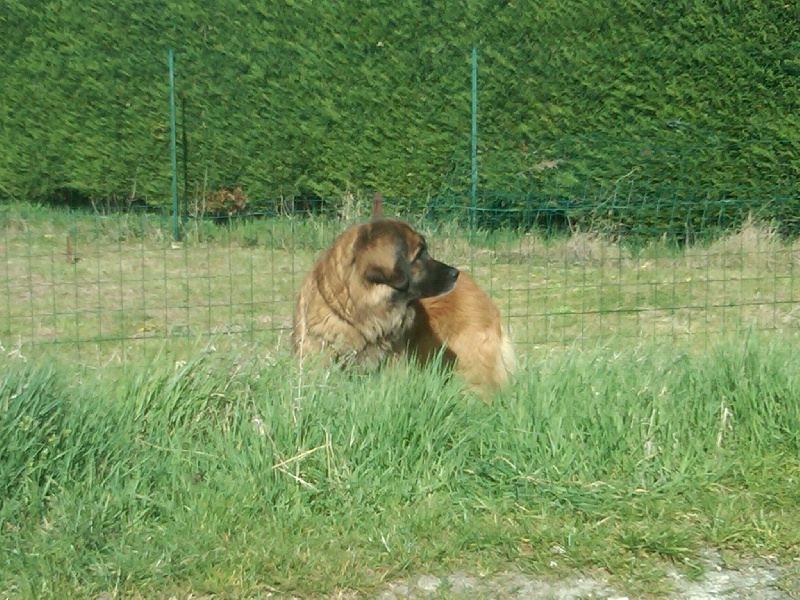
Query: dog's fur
[[401, 272, 516, 392], [292, 219, 458, 369], [292, 218, 516, 393]]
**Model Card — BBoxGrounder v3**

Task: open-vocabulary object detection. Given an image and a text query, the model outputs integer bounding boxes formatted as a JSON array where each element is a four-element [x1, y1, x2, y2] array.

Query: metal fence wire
[[3, 39, 800, 365], [2, 178, 799, 365]]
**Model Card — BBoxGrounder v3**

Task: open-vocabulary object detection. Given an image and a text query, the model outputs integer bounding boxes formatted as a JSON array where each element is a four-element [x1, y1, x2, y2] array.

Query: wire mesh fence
[[2, 183, 799, 365], [3, 35, 799, 365]]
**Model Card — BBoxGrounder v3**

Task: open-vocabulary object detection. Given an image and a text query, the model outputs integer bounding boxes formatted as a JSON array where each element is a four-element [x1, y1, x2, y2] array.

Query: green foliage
[[1, 338, 800, 597], [1, 0, 798, 232]]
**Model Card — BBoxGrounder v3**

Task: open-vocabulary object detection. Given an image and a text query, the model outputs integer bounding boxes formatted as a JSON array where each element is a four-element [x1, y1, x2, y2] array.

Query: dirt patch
[[371, 550, 799, 599]]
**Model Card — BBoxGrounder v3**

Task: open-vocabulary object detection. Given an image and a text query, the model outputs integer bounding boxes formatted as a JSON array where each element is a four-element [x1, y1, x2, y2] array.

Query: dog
[[292, 218, 516, 393]]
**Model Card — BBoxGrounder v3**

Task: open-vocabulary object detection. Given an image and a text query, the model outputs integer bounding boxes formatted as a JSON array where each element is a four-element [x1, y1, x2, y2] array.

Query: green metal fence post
[[181, 92, 189, 224], [168, 49, 180, 242], [470, 47, 478, 231]]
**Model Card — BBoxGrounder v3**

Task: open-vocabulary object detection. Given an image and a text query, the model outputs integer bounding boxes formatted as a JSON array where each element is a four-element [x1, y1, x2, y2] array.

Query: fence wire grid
[[2, 185, 799, 365]]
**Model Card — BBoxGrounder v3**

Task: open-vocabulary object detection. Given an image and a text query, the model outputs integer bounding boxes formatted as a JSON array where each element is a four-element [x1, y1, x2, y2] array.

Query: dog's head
[[353, 219, 458, 302]]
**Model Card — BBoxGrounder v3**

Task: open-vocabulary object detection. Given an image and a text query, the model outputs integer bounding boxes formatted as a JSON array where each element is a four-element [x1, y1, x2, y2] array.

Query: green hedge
[[1, 0, 798, 229]]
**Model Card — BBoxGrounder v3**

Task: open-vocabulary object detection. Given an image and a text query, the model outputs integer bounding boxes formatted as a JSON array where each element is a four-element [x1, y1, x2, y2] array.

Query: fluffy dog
[[292, 218, 515, 393]]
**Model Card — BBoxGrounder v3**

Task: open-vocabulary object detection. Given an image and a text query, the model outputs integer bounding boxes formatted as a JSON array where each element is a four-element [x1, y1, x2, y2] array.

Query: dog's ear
[[365, 254, 410, 291]]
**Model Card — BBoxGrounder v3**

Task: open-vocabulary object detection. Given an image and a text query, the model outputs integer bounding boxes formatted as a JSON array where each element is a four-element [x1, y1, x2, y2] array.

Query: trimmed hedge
[[1, 0, 798, 230]]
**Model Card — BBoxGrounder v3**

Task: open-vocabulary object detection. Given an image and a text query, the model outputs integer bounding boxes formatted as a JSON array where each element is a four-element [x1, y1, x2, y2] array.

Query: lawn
[[1, 338, 799, 598], [1, 202, 800, 598]]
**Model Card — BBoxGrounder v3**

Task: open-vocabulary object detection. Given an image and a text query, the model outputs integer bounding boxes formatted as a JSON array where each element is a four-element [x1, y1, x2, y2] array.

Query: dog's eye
[[415, 248, 428, 261]]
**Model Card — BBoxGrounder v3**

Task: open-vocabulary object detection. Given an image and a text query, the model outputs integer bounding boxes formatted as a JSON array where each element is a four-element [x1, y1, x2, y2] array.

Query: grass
[[2, 201, 800, 365], [2, 202, 800, 597], [1, 336, 799, 598]]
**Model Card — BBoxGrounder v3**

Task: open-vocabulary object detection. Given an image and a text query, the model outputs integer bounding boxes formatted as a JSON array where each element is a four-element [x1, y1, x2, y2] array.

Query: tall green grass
[[2, 335, 799, 598]]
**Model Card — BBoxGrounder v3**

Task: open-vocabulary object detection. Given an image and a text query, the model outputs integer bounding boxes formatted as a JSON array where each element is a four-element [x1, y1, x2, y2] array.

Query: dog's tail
[[499, 326, 517, 377], [476, 326, 517, 394], [488, 326, 517, 391]]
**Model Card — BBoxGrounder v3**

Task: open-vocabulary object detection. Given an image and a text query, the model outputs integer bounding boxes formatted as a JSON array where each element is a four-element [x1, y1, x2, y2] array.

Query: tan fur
[[292, 218, 515, 394], [402, 272, 516, 394], [292, 219, 459, 370], [293, 222, 413, 368]]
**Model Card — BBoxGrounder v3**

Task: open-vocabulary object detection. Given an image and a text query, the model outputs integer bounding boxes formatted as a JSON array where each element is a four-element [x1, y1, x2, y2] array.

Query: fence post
[[168, 49, 180, 242], [181, 93, 188, 223], [372, 192, 383, 219], [470, 47, 478, 231]]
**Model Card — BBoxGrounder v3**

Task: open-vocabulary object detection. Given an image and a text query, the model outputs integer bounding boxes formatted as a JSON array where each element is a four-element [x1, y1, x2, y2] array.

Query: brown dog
[[292, 219, 459, 369], [292, 218, 515, 393]]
